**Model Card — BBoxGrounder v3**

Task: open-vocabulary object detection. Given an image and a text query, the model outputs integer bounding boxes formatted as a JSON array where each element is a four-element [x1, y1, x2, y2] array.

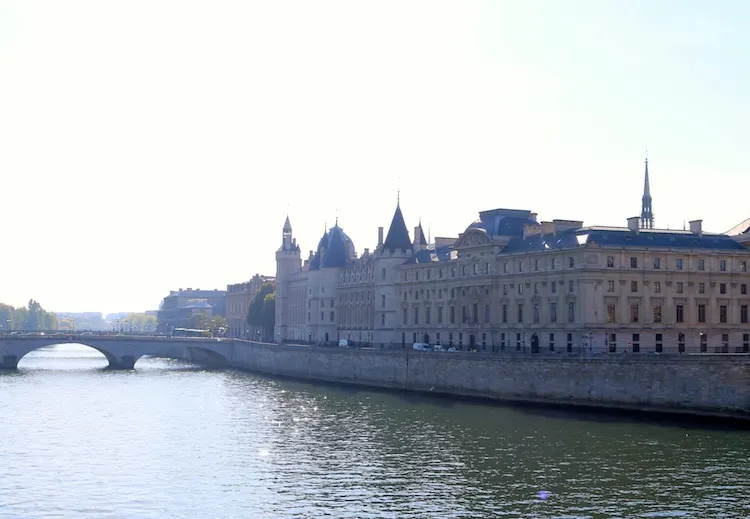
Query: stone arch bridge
[[0, 334, 236, 370]]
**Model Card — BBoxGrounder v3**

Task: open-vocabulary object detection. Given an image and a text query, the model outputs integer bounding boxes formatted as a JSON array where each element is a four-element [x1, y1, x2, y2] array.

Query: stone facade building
[[226, 274, 275, 338], [274, 159, 750, 353], [157, 288, 227, 333]]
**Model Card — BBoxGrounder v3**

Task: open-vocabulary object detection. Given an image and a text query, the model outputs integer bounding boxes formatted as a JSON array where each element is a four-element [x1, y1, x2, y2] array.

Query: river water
[[0, 344, 748, 519]]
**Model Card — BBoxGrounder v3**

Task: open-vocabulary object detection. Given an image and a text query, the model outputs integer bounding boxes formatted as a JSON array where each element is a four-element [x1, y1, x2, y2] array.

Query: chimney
[[541, 221, 555, 236], [689, 219, 703, 236], [378, 226, 384, 246], [414, 226, 421, 244], [523, 224, 542, 239], [530, 212, 538, 222], [364, 248, 370, 256], [627, 217, 640, 232]]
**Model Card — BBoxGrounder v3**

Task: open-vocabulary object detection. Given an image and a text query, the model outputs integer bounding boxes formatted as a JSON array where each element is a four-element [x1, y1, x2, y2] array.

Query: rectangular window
[[608, 333, 617, 353], [450, 306, 455, 324], [653, 305, 662, 323], [551, 282, 557, 294], [436, 332, 441, 344], [678, 333, 685, 353], [402, 308, 408, 325], [607, 303, 616, 323], [676, 258, 683, 270], [742, 284, 747, 295], [742, 305, 748, 324], [630, 256, 638, 268], [698, 304, 706, 323], [741, 260, 747, 272], [518, 284, 524, 295], [568, 302, 575, 323], [459, 333, 463, 346], [516, 333, 521, 351], [472, 303, 478, 323], [415, 271, 420, 281], [330, 311, 334, 321], [569, 256, 574, 268], [655, 333, 663, 353], [549, 333, 555, 351], [631, 281, 638, 293], [722, 333, 729, 352], [568, 281, 574, 294], [437, 307, 443, 324], [502, 305, 508, 323], [380, 313, 385, 326], [608, 280, 615, 292], [699, 283, 705, 294], [517, 303, 524, 323], [503, 262, 508, 273], [503, 284, 508, 295], [500, 332, 506, 350], [451, 267, 456, 278], [448, 332, 453, 346], [518, 261, 524, 272], [534, 282, 539, 294], [743, 333, 749, 353], [534, 259, 539, 271], [551, 258, 557, 270], [720, 283, 727, 295], [462, 306, 467, 323], [720, 259, 727, 271], [566, 333, 572, 353], [425, 307, 431, 325], [381, 295, 386, 308], [653, 257, 661, 269], [630, 303, 639, 323], [654, 282, 661, 293], [720, 305, 728, 323], [607, 256, 615, 268], [427, 269, 431, 280], [533, 303, 540, 323], [485, 262, 490, 274], [676, 282, 683, 294], [632, 333, 640, 353], [676, 305, 684, 323], [697, 259, 705, 271], [484, 305, 490, 324], [550, 302, 557, 323]]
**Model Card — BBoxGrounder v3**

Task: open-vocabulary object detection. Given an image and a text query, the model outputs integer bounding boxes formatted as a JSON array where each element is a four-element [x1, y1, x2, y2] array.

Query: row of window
[[402, 256, 578, 282], [402, 331, 576, 351], [402, 301, 577, 326], [607, 302, 749, 324], [609, 280, 748, 295], [612, 255, 747, 272], [608, 333, 750, 353]]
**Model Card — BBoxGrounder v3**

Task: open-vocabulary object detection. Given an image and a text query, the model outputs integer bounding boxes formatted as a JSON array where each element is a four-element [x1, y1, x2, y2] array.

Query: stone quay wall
[[171, 341, 750, 420]]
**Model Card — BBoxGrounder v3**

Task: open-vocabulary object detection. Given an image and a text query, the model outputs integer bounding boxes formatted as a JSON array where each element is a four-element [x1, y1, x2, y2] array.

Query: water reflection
[[0, 348, 748, 518]]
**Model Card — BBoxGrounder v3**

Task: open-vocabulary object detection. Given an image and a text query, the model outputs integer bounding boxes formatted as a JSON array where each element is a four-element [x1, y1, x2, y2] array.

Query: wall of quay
[[167, 341, 750, 421]]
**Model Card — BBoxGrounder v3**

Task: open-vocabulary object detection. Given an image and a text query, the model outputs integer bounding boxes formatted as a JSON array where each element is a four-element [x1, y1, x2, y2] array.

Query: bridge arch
[[3, 341, 129, 370], [185, 345, 231, 367]]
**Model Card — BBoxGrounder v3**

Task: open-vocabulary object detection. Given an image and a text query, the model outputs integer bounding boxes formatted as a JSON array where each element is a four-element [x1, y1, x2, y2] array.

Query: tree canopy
[[247, 283, 275, 340], [0, 299, 57, 331]]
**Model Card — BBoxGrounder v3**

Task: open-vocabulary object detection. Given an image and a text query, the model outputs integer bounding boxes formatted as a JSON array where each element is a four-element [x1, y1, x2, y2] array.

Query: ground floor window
[[413, 332, 417, 344], [448, 332, 453, 346], [678, 333, 685, 353], [632, 333, 640, 353], [608, 333, 617, 353], [436, 332, 441, 344], [722, 333, 729, 353], [700, 333, 707, 353], [481, 333, 486, 349], [500, 332, 506, 350], [655, 333, 663, 353], [743, 333, 749, 353], [549, 333, 555, 351], [566, 333, 572, 353], [516, 333, 521, 351], [459, 333, 463, 348]]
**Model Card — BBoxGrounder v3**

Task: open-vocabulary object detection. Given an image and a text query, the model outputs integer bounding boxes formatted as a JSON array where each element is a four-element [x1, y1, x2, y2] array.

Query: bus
[[172, 328, 210, 338]]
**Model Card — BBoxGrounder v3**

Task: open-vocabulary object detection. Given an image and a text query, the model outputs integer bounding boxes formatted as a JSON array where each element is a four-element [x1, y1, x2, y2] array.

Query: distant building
[[226, 274, 275, 339], [157, 288, 227, 332], [275, 156, 750, 354]]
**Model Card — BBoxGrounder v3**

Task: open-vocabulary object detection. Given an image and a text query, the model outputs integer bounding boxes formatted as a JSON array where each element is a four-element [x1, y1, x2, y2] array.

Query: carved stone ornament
[[666, 281, 673, 286], [619, 280, 627, 285], [643, 280, 650, 286], [586, 254, 598, 264]]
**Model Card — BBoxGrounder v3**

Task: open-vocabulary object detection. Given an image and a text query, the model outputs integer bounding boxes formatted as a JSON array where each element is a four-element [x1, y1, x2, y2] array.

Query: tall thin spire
[[640, 149, 654, 229]]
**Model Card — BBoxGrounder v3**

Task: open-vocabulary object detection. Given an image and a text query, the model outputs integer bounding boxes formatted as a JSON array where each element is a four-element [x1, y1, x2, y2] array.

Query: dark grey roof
[[501, 227, 746, 254], [404, 245, 455, 264], [416, 224, 427, 244], [466, 208, 538, 237], [383, 204, 412, 251], [321, 226, 348, 268]]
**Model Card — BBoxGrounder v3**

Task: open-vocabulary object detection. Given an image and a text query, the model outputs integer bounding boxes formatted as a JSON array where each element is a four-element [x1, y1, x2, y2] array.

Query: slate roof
[[404, 246, 456, 264], [416, 223, 427, 244], [466, 209, 538, 238], [321, 226, 349, 268], [383, 204, 412, 251]]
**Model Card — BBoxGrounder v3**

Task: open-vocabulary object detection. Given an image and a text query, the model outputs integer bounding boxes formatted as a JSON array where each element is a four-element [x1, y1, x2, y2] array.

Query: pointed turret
[[413, 219, 428, 252], [640, 152, 654, 229], [283, 215, 292, 232], [383, 201, 412, 252]]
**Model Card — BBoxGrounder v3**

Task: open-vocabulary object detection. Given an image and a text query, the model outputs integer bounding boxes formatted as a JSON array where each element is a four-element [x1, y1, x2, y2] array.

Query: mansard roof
[[383, 204, 412, 251], [465, 208, 538, 238], [403, 245, 456, 264]]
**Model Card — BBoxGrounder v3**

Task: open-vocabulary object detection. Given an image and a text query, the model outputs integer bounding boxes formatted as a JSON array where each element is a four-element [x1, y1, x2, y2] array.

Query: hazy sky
[[1, 1, 749, 314]]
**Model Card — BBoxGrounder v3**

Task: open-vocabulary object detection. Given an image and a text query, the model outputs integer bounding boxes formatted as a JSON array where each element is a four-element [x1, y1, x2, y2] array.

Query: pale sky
[[1, 1, 749, 315]]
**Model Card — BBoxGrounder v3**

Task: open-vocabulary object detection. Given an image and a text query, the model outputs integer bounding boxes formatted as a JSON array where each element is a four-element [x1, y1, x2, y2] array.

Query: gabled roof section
[[383, 204, 412, 251], [321, 226, 349, 268]]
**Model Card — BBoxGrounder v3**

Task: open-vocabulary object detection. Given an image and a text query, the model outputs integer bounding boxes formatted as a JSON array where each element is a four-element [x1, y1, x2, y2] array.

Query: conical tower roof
[[383, 203, 412, 251]]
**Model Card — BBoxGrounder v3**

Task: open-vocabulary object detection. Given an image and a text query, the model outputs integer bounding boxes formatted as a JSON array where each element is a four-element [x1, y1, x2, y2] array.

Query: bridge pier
[[1, 355, 19, 370], [106, 355, 137, 370]]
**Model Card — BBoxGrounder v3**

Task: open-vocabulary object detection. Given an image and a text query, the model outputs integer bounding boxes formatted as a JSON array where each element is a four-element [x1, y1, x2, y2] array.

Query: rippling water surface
[[0, 344, 748, 518]]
